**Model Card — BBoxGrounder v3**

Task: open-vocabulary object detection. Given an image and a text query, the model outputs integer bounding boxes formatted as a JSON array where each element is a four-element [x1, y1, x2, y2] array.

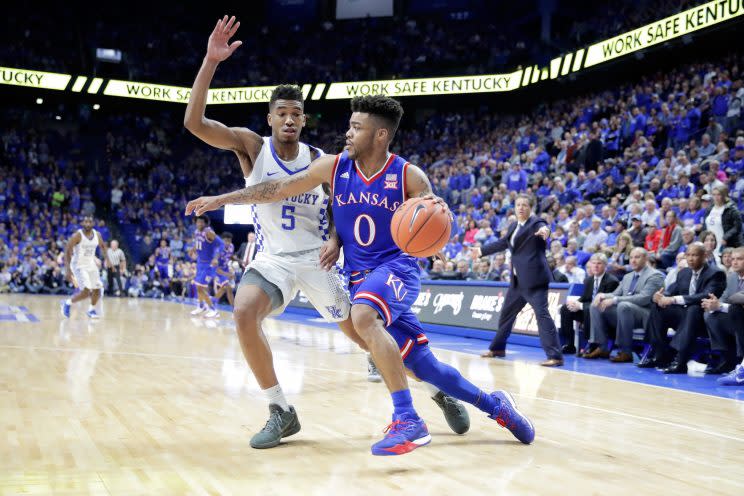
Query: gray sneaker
[[432, 391, 470, 434], [249, 404, 301, 449], [367, 355, 382, 383]]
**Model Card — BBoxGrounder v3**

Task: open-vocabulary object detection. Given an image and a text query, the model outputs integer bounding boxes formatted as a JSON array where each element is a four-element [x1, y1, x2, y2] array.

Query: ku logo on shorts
[[385, 274, 408, 301]]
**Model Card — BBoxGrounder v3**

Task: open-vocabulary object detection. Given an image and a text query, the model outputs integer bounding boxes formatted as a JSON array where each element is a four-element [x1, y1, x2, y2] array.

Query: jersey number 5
[[282, 205, 296, 230]]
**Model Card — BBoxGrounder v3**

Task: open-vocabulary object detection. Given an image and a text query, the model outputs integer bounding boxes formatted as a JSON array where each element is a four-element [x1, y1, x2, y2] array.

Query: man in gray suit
[[702, 246, 744, 374], [585, 248, 664, 363]]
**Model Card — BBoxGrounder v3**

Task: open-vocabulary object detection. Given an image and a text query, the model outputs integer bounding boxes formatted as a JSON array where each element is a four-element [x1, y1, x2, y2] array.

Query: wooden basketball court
[[2, 294, 743, 495]]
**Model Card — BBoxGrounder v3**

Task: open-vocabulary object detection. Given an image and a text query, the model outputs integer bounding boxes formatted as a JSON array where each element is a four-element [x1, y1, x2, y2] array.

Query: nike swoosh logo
[[267, 171, 279, 176], [409, 204, 427, 231]]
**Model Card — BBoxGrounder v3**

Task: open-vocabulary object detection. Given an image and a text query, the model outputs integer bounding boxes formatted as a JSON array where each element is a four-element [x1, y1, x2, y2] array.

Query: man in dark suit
[[640, 242, 726, 373], [236, 231, 258, 269], [477, 194, 563, 366], [702, 247, 744, 374], [588, 247, 664, 363], [559, 253, 619, 354]]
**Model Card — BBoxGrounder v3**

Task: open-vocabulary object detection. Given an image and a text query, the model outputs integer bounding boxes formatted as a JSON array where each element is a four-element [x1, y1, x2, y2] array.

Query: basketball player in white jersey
[[61, 215, 108, 319], [184, 15, 468, 449]]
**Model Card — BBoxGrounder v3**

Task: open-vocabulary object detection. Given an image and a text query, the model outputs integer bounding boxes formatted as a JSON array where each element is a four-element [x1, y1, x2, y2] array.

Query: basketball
[[391, 197, 452, 258]]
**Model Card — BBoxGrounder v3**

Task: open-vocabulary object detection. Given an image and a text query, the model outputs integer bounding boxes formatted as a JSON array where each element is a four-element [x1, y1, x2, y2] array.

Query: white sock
[[422, 382, 441, 398], [88, 305, 95, 312], [65, 299, 71, 305], [263, 384, 289, 411]]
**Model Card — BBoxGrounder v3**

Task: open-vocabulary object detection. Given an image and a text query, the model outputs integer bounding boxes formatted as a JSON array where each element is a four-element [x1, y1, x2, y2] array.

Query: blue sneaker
[[60, 300, 71, 318], [86, 309, 100, 319], [371, 413, 431, 456], [489, 390, 535, 444], [717, 365, 744, 386]]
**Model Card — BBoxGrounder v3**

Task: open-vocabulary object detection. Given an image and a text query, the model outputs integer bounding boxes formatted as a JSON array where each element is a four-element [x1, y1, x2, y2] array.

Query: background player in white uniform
[[61, 215, 108, 319], [184, 16, 467, 449]]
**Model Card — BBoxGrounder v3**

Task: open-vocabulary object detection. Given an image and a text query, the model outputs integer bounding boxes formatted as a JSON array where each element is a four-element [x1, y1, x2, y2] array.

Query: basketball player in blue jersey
[[184, 15, 467, 451], [191, 215, 224, 319], [187, 94, 536, 454], [154, 239, 171, 281], [214, 231, 236, 307]]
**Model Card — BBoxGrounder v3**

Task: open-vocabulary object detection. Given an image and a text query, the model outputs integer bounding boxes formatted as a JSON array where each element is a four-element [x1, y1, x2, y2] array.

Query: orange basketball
[[391, 197, 452, 258]]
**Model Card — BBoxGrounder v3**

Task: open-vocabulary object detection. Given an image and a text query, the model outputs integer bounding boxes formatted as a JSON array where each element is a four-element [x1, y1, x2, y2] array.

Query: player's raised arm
[[184, 15, 262, 169], [185, 154, 336, 216]]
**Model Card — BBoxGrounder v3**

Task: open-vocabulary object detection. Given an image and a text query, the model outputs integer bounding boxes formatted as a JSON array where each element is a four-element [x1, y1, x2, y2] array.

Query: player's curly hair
[[270, 84, 304, 109], [350, 95, 404, 141]]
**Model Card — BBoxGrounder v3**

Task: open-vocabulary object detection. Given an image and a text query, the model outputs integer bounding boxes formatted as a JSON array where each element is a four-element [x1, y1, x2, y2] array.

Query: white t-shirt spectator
[[111, 187, 123, 206], [706, 205, 725, 246], [583, 227, 608, 252]]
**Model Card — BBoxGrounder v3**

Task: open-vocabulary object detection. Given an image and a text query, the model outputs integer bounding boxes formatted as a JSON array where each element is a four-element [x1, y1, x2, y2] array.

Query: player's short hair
[[270, 84, 304, 109], [350, 95, 404, 141], [221, 231, 233, 240], [196, 215, 210, 226]]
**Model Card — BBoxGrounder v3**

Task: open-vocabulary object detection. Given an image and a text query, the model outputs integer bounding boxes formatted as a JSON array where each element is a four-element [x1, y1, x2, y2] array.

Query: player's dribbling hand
[[185, 196, 223, 216], [319, 237, 341, 271], [420, 194, 449, 215], [206, 15, 242, 63]]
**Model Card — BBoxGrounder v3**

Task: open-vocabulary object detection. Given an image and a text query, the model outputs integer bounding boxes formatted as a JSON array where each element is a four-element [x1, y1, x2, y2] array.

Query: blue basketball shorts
[[193, 262, 215, 287], [348, 257, 430, 366]]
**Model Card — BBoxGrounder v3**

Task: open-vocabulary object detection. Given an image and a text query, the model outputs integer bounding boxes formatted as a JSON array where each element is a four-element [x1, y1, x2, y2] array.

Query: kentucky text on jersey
[[287, 192, 320, 205]]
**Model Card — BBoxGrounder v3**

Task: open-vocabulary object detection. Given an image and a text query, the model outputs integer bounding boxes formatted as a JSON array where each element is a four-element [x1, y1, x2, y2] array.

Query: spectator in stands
[[558, 256, 586, 284], [628, 216, 647, 247], [608, 232, 633, 279], [703, 185, 742, 250], [587, 248, 664, 362], [664, 252, 688, 288], [644, 222, 662, 253], [559, 253, 619, 355], [702, 247, 744, 375], [426, 260, 445, 280], [721, 247, 735, 273], [583, 217, 608, 252], [658, 210, 683, 268], [700, 230, 722, 267], [545, 254, 566, 283], [505, 163, 528, 192], [642, 242, 726, 373], [641, 199, 660, 226], [565, 238, 591, 267]]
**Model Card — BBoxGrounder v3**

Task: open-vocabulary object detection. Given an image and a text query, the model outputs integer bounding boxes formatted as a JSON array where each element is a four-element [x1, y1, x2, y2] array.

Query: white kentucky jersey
[[244, 137, 329, 255], [72, 229, 99, 269]]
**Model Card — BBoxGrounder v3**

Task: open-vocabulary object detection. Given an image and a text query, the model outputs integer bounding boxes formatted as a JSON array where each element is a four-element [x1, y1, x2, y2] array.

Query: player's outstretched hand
[[185, 196, 223, 216], [319, 237, 341, 271], [206, 15, 242, 63]]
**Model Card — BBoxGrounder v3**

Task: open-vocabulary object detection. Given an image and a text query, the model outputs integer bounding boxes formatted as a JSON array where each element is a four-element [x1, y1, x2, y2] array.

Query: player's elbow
[[183, 114, 203, 133]]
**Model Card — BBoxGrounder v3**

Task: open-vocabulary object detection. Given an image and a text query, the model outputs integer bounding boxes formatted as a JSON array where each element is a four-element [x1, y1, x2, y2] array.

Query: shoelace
[[261, 411, 283, 432], [382, 419, 414, 436]]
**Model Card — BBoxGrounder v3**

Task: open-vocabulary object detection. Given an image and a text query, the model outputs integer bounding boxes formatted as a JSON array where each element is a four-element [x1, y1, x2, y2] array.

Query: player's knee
[[80, 288, 90, 296], [350, 305, 381, 336]]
